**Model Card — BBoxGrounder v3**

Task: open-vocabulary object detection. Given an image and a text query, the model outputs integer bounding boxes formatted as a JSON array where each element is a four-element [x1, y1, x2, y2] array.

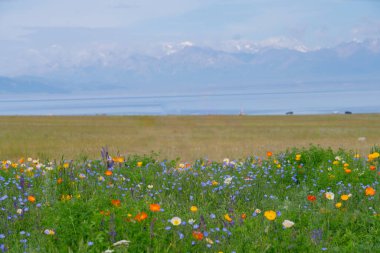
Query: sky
[[0, 0, 380, 76]]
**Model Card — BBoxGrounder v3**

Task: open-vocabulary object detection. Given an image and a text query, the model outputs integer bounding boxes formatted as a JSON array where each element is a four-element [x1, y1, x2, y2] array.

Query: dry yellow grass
[[0, 114, 379, 161]]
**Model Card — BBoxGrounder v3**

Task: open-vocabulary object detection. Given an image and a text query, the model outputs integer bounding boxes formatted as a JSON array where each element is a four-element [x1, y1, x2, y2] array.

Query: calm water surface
[[1, 89, 379, 115]]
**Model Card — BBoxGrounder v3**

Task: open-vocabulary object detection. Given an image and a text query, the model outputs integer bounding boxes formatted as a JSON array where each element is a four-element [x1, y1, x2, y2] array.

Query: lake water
[[1, 88, 379, 115]]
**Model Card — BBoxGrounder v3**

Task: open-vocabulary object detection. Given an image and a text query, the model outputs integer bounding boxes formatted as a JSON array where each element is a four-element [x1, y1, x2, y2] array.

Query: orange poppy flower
[[307, 195, 316, 202], [105, 170, 113, 176], [365, 187, 376, 196], [57, 178, 63, 184], [267, 151, 273, 157], [241, 213, 247, 219], [134, 212, 148, 222], [100, 210, 110, 216], [344, 169, 351, 174], [111, 199, 121, 207], [192, 231, 204, 240], [28, 195, 36, 203], [149, 204, 160, 212], [370, 165, 376, 171]]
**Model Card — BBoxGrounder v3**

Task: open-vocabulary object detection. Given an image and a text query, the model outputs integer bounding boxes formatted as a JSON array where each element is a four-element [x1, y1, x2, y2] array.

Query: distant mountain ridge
[[1, 39, 379, 95]]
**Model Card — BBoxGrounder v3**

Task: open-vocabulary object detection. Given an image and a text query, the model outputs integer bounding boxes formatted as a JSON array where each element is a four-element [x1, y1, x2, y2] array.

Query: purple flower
[[88, 241, 94, 246]]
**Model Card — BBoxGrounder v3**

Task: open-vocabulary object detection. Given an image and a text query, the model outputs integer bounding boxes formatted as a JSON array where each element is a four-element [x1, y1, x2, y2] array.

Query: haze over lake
[[1, 83, 379, 115]]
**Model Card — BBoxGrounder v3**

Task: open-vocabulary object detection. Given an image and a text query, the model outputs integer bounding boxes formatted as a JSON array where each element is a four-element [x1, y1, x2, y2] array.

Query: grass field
[[0, 114, 379, 161], [0, 146, 379, 252], [0, 114, 379, 252]]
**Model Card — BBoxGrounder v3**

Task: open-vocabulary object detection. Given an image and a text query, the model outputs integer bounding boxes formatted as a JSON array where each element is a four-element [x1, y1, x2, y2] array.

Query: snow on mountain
[[162, 41, 195, 55], [1, 39, 379, 94]]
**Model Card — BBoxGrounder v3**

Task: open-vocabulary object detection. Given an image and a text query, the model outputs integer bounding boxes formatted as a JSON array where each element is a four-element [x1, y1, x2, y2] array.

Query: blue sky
[[0, 0, 379, 76]]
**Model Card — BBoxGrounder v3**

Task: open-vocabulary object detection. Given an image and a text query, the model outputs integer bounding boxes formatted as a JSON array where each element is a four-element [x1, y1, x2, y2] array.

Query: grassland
[[0, 114, 379, 161], [0, 146, 379, 252], [0, 115, 379, 252]]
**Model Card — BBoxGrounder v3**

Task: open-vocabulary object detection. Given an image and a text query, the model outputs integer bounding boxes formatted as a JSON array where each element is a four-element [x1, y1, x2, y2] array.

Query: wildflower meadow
[[0, 146, 379, 252]]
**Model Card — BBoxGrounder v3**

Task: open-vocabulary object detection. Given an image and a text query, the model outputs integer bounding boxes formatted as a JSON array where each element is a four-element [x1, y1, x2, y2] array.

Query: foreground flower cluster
[[0, 147, 379, 252]]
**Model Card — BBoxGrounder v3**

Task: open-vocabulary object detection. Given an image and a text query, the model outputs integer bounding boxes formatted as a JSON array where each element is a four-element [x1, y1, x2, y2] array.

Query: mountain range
[[1, 39, 380, 96]]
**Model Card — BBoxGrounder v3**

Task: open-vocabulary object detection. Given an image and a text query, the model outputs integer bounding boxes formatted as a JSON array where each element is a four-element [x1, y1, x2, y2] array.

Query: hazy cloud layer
[[0, 0, 379, 75]]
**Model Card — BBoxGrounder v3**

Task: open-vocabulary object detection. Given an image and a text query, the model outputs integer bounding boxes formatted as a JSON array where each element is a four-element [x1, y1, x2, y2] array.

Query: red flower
[[111, 199, 121, 207], [149, 204, 160, 212], [192, 231, 204, 240], [307, 195, 316, 202], [134, 212, 148, 222]]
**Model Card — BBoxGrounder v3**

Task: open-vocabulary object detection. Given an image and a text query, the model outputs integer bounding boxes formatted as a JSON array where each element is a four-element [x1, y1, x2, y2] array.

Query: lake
[[1, 88, 379, 115]]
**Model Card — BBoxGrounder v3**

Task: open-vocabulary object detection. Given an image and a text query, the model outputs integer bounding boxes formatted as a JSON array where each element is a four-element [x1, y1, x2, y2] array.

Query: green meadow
[[0, 115, 379, 252]]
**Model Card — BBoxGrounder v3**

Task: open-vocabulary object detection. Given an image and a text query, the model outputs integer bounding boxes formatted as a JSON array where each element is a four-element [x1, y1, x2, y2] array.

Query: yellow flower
[[61, 194, 72, 201], [137, 161, 143, 167], [354, 154, 360, 159], [333, 161, 339, 165], [112, 157, 124, 163], [44, 229, 55, 235], [368, 152, 380, 161], [335, 202, 342, 208], [190, 206, 198, 212], [212, 180, 219, 186], [63, 162, 69, 169], [224, 214, 233, 222], [343, 163, 349, 167], [264, 210, 277, 221], [341, 194, 350, 201], [295, 154, 301, 161]]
